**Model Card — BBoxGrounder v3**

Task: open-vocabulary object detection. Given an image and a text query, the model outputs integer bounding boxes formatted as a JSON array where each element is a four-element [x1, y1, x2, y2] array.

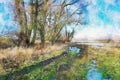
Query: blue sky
[[0, 0, 120, 40], [0, 0, 17, 34], [73, 0, 120, 41]]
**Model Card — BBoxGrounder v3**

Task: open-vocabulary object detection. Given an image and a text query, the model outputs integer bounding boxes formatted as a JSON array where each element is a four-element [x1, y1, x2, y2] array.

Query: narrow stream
[[68, 46, 112, 80], [87, 59, 112, 80], [87, 59, 103, 80]]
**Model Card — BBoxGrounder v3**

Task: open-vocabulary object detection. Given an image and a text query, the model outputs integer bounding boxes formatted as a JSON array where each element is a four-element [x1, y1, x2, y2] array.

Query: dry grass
[[0, 43, 67, 75]]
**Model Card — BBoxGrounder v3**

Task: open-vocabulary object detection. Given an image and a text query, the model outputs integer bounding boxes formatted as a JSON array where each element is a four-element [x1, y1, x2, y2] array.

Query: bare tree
[[13, 0, 84, 47]]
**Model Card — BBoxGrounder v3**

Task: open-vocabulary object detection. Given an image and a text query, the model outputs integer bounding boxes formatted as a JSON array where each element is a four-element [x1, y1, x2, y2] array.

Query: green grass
[[90, 47, 120, 80], [20, 52, 88, 80], [98, 54, 120, 79], [0, 49, 89, 80], [1, 45, 120, 80]]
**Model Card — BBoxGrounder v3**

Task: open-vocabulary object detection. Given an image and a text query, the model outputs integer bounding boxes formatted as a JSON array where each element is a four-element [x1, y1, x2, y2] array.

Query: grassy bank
[[89, 46, 120, 80], [0, 50, 89, 80], [0, 42, 120, 80], [0, 44, 89, 80], [0, 43, 67, 75]]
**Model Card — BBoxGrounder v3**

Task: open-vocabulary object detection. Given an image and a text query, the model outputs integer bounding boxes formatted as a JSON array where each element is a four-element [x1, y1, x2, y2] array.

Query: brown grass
[[0, 43, 67, 75]]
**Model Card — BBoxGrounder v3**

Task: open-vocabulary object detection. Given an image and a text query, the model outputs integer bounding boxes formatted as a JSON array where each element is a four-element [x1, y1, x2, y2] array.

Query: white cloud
[[73, 25, 120, 42], [0, 15, 5, 25], [72, 0, 120, 42], [104, 0, 115, 5], [0, 0, 12, 3], [87, 0, 97, 5]]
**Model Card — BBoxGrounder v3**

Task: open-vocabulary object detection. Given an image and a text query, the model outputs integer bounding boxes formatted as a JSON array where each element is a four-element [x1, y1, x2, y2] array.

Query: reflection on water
[[87, 68, 102, 80], [87, 59, 112, 80], [68, 47, 81, 54], [87, 59, 103, 80]]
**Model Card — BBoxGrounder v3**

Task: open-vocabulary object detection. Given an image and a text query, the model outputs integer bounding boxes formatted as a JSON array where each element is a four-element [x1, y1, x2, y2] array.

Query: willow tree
[[13, 0, 84, 47], [13, 0, 42, 46], [46, 0, 82, 45], [14, 0, 30, 46], [37, 0, 49, 47]]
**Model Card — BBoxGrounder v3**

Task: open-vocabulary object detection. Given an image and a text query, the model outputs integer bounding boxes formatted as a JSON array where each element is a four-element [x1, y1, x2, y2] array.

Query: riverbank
[[0, 43, 67, 76], [0, 43, 120, 80]]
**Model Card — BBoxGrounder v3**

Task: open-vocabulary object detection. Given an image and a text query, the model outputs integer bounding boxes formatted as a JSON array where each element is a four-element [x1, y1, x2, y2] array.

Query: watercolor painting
[[0, 0, 120, 80]]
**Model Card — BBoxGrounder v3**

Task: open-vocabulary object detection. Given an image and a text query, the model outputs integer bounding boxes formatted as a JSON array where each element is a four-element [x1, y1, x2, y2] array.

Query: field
[[0, 38, 120, 80]]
